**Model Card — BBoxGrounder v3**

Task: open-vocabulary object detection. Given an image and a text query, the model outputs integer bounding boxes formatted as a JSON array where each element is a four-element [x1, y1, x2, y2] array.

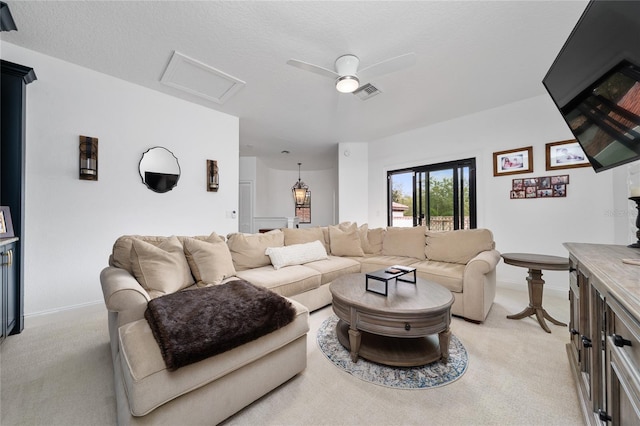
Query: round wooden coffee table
[[329, 273, 454, 367], [501, 252, 569, 333]]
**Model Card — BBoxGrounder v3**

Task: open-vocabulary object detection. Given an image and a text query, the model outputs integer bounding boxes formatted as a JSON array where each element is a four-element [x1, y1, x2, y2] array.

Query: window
[[295, 191, 311, 223], [387, 158, 476, 230]]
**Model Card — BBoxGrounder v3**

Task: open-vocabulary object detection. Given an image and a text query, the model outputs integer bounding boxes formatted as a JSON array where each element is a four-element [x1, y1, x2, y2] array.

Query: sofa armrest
[[461, 249, 501, 322], [100, 266, 150, 324], [464, 249, 501, 275]]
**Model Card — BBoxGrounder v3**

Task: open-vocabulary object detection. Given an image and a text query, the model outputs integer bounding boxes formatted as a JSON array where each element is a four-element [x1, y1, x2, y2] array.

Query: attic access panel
[[160, 51, 245, 104]]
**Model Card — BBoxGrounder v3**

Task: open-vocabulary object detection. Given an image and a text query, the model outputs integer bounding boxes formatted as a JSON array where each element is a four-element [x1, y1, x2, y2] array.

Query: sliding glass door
[[388, 158, 476, 230], [388, 171, 414, 227]]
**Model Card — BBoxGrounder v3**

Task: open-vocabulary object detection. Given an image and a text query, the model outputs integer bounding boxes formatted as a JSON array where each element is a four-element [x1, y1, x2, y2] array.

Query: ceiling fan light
[[336, 75, 359, 93]]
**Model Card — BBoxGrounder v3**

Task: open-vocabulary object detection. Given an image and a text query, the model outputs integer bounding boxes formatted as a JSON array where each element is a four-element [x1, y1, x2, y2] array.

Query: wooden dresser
[[564, 243, 640, 425]]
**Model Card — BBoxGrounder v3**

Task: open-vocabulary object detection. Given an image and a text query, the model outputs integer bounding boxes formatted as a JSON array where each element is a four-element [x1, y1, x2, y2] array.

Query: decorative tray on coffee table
[[365, 265, 417, 296]]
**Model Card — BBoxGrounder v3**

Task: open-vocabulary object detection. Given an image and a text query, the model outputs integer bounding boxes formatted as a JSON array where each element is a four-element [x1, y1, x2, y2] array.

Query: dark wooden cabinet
[[565, 243, 640, 425], [1, 239, 18, 342]]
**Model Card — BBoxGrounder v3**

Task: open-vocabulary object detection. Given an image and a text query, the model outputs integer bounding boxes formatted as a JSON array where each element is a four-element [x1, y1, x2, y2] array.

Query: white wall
[[338, 142, 369, 225], [359, 94, 629, 293], [244, 158, 338, 227], [2, 43, 239, 316]]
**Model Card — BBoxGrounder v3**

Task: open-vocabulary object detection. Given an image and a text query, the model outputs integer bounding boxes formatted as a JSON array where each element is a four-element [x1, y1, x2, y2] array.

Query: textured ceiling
[[1, 1, 588, 170]]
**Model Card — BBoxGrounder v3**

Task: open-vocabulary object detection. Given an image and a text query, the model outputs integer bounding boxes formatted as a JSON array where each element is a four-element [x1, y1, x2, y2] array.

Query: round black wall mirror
[[139, 147, 180, 193]]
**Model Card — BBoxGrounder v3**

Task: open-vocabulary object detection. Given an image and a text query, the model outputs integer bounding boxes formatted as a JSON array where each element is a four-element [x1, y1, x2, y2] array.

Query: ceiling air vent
[[353, 83, 381, 101]]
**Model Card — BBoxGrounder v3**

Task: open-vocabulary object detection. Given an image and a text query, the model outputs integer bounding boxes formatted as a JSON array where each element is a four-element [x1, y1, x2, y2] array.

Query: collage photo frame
[[510, 175, 569, 199]]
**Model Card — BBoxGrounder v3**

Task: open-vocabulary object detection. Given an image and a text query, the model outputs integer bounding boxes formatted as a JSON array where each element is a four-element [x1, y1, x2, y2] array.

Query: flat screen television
[[543, 1, 640, 173]]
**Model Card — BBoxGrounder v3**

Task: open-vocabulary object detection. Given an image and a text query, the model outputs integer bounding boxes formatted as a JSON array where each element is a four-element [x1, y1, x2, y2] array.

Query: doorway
[[238, 181, 254, 233]]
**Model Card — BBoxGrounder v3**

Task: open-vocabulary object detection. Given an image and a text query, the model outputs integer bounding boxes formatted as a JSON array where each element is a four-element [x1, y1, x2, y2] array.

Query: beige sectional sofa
[[100, 224, 500, 424]]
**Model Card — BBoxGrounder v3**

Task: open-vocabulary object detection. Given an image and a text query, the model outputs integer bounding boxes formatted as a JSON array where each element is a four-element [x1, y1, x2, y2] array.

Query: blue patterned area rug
[[316, 315, 468, 389]]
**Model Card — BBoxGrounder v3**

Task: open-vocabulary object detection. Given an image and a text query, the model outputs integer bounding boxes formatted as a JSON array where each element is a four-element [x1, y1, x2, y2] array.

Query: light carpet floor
[[1, 286, 583, 425]]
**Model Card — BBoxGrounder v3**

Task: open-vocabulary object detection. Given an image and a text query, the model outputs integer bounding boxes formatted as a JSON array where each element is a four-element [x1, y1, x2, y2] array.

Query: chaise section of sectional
[[101, 233, 311, 425], [116, 299, 309, 423]]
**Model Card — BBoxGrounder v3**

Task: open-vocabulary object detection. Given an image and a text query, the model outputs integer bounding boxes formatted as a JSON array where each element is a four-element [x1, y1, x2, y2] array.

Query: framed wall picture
[[493, 146, 533, 176], [545, 139, 590, 171], [0, 206, 15, 238]]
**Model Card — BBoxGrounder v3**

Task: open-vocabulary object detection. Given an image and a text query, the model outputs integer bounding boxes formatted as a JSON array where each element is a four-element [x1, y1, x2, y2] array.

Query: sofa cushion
[[357, 255, 419, 273], [110, 233, 225, 273], [357, 224, 371, 253], [234, 265, 321, 297], [304, 256, 361, 285], [282, 227, 329, 252], [329, 223, 365, 257], [118, 298, 309, 416], [129, 236, 194, 298], [411, 259, 465, 292], [282, 226, 331, 253], [111, 235, 167, 273], [226, 230, 284, 271], [382, 226, 426, 260], [365, 227, 385, 255], [183, 236, 236, 285], [265, 240, 328, 270], [426, 229, 495, 264], [320, 227, 330, 251]]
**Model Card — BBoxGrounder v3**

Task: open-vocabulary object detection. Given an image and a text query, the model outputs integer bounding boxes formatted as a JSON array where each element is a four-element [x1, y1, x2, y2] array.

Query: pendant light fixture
[[292, 162, 309, 207]]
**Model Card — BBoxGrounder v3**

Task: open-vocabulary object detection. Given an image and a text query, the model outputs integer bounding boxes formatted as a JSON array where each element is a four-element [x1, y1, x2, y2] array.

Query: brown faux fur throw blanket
[[144, 279, 297, 371]]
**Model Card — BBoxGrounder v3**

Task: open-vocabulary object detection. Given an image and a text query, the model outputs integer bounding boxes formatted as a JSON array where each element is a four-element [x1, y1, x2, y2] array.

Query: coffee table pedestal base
[[336, 319, 449, 367]]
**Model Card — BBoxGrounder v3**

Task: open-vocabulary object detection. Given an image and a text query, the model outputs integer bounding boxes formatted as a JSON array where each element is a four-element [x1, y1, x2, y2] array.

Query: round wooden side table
[[501, 253, 569, 333]]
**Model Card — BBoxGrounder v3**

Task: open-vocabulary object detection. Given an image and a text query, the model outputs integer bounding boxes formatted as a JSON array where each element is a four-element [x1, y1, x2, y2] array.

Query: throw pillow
[[111, 235, 166, 273], [187, 231, 225, 243], [265, 240, 328, 270], [382, 226, 427, 260], [337, 221, 355, 231], [183, 236, 236, 285], [320, 227, 330, 252], [426, 229, 495, 264], [130, 236, 194, 298], [226, 230, 284, 271], [111, 233, 225, 273], [329, 223, 365, 257], [357, 223, 372, 253], [365, 227, 385, 254], [282, 227, 329, 252]]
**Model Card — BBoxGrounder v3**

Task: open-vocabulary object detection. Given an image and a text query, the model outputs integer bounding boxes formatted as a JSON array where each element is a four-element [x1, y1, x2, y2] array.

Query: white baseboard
[[25, 300, 104, 319]]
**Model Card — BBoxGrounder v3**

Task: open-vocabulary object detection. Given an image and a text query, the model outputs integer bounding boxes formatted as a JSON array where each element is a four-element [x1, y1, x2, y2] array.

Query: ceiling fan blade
[[286, 59, 338, 80], [357, 52, 416, 81]]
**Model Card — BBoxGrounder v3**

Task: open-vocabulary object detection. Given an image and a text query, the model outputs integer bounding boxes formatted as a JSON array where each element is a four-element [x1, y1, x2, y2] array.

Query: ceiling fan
[[286, 52, 416, 93]]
